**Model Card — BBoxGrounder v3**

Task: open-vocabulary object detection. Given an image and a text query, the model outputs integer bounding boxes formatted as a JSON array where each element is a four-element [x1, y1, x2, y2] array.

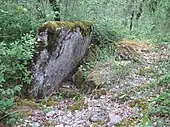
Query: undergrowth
[[0, 33, 36, 125], [0, 0, 54, 125]]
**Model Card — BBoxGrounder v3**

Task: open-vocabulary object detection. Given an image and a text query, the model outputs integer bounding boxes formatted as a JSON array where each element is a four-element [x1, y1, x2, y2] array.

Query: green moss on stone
[[36, 20, 92, 54], [40, 20, 92, 37]]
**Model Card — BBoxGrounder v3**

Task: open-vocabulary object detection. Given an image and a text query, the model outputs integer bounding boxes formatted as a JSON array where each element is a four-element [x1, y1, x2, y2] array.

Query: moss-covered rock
[[86, 70, 103, 89], [115, 40, 138, 61], [114, 40, 150, 61], [85, 44, 100, 63], [31, 20, 93, 98], [74, 69, 86, 89], [38, 20, 92, 38], [72, 44, 99, 90]]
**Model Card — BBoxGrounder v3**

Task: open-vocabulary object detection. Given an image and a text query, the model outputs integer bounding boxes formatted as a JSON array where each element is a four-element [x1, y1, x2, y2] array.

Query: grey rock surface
[[30, 21, 92, 98]]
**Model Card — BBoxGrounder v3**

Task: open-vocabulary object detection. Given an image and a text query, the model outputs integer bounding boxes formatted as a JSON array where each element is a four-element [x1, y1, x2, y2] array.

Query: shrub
[[0, 0, 55, 124], [0, 33, 36, 124], [0, 0, 54, 43]]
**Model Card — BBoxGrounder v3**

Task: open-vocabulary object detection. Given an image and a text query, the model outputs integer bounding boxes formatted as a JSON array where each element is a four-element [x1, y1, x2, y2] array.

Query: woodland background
[[0, 0, 169, 126]]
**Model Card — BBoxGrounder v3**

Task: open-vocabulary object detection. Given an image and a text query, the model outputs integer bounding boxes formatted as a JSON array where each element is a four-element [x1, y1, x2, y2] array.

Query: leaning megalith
[[30, 21, 92, 98]]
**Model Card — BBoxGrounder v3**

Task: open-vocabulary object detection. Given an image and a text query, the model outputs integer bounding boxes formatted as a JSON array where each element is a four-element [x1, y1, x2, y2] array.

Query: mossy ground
[[67, 97, 88, 111]]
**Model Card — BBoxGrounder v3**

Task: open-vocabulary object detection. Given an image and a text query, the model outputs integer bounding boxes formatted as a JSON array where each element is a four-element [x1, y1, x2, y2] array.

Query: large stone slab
[[30, 21, 92, 98]]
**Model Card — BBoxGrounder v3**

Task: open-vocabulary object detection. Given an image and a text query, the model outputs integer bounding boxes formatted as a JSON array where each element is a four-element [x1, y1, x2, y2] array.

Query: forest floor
[[15, 40, 170, 127]]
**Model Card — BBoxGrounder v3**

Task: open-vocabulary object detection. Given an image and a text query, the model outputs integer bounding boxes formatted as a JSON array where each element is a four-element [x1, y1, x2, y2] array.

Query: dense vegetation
[[61, 0, 170, 42], [0, 0, 55, 124], [0, 0, 169, 126]]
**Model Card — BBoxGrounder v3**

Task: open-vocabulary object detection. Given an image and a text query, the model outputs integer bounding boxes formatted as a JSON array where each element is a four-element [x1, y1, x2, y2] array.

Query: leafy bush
[[0, 33, 36, 86], [0, 0, 55, 124], [0, 33, 36, 124], [0, 0, 54, 43]]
